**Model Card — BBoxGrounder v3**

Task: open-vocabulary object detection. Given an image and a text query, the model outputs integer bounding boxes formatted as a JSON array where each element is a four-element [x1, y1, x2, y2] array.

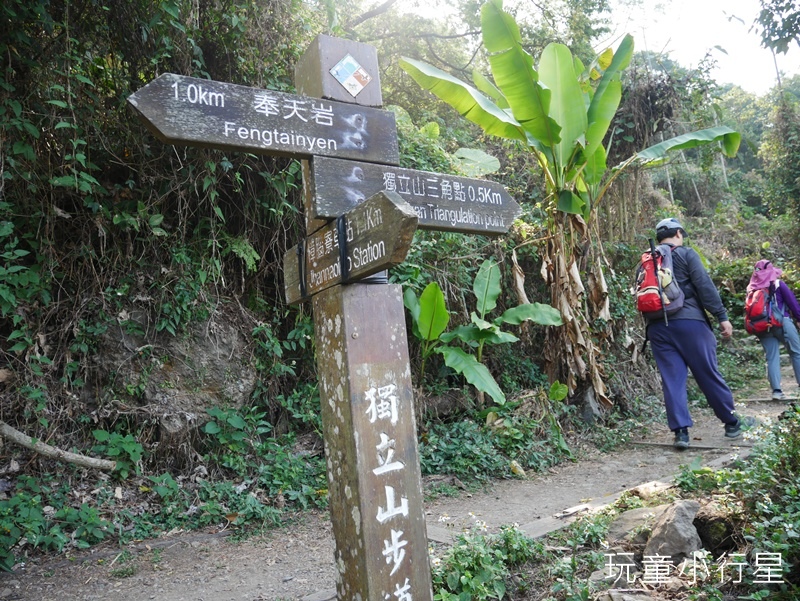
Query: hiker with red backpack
[[640, 218, 753, 449], [746, 259, 800, 400]]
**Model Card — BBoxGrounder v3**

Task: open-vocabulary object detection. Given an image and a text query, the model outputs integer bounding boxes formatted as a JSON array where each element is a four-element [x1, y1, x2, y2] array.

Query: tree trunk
[[541, 214, 611, 411]]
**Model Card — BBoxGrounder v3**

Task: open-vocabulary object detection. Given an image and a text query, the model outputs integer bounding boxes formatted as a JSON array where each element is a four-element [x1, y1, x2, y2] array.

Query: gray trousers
[[758, 318, 800, 391]]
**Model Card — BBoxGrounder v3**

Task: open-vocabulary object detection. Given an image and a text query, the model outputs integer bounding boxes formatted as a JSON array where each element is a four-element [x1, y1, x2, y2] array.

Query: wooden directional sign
[[127, 73, 399, 164], [308, 156, 521, 236], [283, 191, 418, 304]]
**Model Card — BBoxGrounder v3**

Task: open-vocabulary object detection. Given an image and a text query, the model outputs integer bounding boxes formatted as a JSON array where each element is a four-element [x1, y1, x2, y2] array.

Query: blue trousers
[[648, 319, 737, 431], [757, 318, 800, 391]]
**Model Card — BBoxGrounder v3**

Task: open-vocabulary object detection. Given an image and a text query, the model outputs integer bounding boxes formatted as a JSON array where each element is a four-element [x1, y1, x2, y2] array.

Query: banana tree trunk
[[540, 215, 611, 411]]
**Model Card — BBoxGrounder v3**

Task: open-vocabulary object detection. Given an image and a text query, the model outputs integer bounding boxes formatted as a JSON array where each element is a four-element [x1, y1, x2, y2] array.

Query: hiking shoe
[[724, 416, 756, 439], [673, 428, 690, 449], [772, 390, 787, 401]]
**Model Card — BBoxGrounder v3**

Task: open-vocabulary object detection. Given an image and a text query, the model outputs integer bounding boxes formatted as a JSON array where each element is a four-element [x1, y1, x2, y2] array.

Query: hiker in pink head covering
[[748, 260, 783, 291], [747, 259, 800, 400]]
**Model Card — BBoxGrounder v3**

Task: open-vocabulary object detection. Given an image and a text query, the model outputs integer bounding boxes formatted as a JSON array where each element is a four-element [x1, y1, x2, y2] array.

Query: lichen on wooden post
[[314, 284, 432, 600]]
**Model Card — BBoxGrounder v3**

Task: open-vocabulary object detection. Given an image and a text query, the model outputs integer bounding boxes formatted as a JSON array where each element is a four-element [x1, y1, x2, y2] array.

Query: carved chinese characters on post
[[366, 384, 410, 579], [314, 284, 432, 601]]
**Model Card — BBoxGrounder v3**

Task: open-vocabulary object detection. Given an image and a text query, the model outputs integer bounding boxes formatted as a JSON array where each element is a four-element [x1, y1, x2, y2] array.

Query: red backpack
[[635, 243, 685, 319], [744, 285, 783, 334]]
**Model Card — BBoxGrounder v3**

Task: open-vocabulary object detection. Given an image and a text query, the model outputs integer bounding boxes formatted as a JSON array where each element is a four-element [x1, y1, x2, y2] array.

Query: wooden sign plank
[[313, 284, 433, 600], [127, 73, 399, 164], [283, 191, 417, 304], [308, 156, 521, 235]]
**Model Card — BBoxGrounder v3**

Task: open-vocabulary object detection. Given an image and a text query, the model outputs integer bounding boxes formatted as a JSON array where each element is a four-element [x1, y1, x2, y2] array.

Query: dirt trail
[[2, 368, 795, 601]]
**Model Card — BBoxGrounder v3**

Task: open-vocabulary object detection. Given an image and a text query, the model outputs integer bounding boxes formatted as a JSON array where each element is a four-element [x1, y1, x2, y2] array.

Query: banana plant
[[399, 0, 740, 219], [399, 0, 740, 408], [404, 259, 563, 405]]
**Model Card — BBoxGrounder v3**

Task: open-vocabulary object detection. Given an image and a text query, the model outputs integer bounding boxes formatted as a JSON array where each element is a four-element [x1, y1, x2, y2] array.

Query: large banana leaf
[[584, 78, 621, 159], [636, 126, 741, 165], [399, 57, 527, 142], [402, 287, 421, 339], [558, 189, 585, 214], [480, 0, 560, 150], [538, 43, 586, 175], [439, 322, 518, 345], [473, 259, 501, 318], [417, 282, 449, 341], [438, 346, 506, 404], [498, 302, 564, 326], [453, 147, 501, 177], [582, 144, 607, 188], [585, 35, 632, 160], [472, 70, 509, 109]]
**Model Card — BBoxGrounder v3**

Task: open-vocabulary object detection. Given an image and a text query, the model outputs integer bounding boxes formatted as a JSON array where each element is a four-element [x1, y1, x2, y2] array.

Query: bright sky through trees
[[387, 0, 800, 96], [609, 0, 800, 95]]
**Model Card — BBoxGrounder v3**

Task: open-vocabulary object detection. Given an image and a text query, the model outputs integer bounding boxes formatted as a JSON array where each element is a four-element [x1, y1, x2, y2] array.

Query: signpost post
[[128, 33, 519, 601], [293, 38, 435, 600]]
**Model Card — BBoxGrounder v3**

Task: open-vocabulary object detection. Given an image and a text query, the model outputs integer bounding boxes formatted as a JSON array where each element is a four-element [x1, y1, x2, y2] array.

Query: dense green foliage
[[1, 0, 325, 569], [405, 259, 562, 404], [1, 0, 318, 420], [1, 0, 800, 590], [0, 409, 328, 570], [760, 96, 800, 216], [756, 0, 800, 54], [430, 524, 542, 600]]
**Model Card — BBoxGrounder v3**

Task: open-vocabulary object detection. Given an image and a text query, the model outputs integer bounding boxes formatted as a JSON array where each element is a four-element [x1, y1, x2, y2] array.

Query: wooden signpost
[[127, 73, 399, 164], [313, 281, 430, 601], [307, 156, 521, 235], [283, 190, 418, 305], [129, 33, 519, 601]]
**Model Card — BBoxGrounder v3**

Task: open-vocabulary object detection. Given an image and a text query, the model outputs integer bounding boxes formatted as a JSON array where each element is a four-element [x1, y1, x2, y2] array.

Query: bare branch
[[0, 421, 117, 471], [345, 0, 399, 30], [361, 29, 481, 43], [414, 30, 482, 41], [423, 35, 482, 77]]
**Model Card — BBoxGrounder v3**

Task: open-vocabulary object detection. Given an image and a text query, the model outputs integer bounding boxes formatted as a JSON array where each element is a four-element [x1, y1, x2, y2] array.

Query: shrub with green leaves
[[274, 383, 323, 435], [202, 405, 273, 476], [733, 407, 800, 589], [91, 430, 144, 479], [674, 457, 723, 493], [201, 406, 327, 510], [430, 524, 540, 600], [420, 420, 509, 483], [254, 436, 328, 510], [404, 259, 562, 404], [0, 476, 111, 572], [486, 412, 572, 472], [0, 487, 44, 572], [117, 477, 282, 543]]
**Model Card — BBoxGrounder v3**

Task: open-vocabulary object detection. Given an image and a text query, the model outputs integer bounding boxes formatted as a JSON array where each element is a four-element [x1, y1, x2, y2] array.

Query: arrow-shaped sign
[[127, 73, 399, 164], [283, 190, 418, 304], [307, 156, 520, 236]]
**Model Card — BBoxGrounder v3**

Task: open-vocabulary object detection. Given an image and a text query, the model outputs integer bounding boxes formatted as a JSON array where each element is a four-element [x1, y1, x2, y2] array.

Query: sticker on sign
[[330, 54, 373, 97]]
